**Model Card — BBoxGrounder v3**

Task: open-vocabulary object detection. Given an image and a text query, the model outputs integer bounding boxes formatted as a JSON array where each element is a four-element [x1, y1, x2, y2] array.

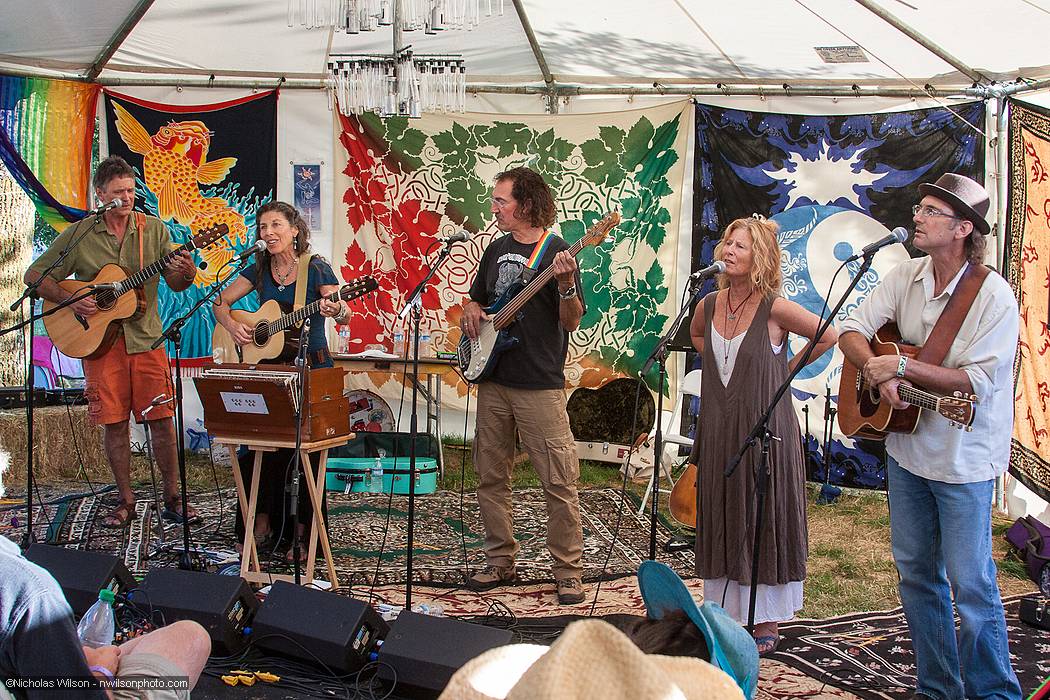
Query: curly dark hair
[[93, 155, 136, 190], [253, 201, 312, 290], [495, 167, 556, 229]]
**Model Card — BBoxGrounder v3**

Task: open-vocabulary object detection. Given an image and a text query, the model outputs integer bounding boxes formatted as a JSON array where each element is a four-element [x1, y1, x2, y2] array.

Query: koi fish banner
[[333, 102, 690, 405], [102, 90, 277, 363], [693, 102, 986, 490], [1006, 98, 1050, 503]]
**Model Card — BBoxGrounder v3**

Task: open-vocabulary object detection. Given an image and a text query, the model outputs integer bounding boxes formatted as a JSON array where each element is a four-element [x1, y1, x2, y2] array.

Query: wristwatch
[[558, 285, 577, 300]]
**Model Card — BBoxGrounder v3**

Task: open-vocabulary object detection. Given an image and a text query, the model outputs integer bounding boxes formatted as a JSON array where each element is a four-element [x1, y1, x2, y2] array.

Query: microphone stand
[[397, 239, 460, 607], [724, 253, 874, 635], [5, 214, 99, 549], [152, 255, 257, 570], [638, 273, 706, 560], [288, 317, 311, 585]]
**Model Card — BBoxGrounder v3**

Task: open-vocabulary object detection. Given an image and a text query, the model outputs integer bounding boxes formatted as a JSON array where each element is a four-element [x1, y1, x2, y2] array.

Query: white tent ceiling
[[3, 0, 1050, 94]]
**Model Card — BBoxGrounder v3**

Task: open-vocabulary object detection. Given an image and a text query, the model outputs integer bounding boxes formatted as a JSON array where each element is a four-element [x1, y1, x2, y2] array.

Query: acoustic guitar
[[837, 323, 977, 440], [42, 223, 228, 359], [668, 462, 698, 529], [211, 276, 378, 364], [457, 211, 620, 383]]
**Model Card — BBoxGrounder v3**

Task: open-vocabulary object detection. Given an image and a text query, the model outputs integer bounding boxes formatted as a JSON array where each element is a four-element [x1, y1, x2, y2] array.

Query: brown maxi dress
[[687, 292, 808, 587]]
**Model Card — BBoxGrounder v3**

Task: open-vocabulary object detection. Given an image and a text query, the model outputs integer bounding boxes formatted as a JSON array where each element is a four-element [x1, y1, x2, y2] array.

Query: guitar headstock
[[189, 223, 230, 251], [340, 275, 379, 302], [580, 211, 621, 248], [938, 392, 976, 429]]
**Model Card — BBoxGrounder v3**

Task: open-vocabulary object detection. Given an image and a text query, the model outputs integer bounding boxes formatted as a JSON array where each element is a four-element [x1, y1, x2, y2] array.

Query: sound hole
[[94, 288, 117, 310], [252, 323, 269, 347]]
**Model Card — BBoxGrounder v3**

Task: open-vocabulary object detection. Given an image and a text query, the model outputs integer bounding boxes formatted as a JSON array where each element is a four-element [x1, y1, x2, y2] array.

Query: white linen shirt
[[838, 256, 1019, 484]]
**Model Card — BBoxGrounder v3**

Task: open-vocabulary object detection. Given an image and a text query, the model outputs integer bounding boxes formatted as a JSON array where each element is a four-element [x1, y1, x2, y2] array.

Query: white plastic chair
[[637, 369, 702, 516]]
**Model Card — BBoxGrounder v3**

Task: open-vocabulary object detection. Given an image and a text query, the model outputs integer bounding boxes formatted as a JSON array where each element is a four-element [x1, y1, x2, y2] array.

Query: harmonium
[[193, 363, 350, 442]]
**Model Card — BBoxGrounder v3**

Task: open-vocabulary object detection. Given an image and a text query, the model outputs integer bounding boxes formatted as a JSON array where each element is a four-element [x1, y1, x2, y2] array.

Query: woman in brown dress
[[686, 215, 837, 654]]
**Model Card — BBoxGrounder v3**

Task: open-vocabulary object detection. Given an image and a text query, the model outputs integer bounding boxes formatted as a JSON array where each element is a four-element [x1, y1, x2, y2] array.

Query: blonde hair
[[713, 217, 782, 300]]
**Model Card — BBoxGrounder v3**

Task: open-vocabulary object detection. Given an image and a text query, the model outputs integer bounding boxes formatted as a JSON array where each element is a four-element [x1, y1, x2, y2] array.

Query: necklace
[[272, 256, 297, 292], [725, 288, 753, 321], [721, 288, 754, 367]]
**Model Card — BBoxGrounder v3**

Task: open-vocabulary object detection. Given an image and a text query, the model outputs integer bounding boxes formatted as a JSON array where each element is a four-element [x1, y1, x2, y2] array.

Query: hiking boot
[[556, 577, 585, 605], [467, 564, 517, 591]]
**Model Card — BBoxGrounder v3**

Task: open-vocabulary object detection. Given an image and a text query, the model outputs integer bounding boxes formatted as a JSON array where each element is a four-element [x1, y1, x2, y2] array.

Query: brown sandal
[[100, 501, 137, 529], [161, 497, 200, 525]]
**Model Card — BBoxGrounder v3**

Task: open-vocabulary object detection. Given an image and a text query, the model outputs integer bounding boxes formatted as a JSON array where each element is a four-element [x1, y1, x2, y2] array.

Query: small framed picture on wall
[[293, 163, 322, 232]]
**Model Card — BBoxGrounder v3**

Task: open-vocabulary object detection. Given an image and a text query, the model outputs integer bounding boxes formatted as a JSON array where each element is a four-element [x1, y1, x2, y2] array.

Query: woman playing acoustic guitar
[[685, 215, 836, 655], [213, 201, 348, 563]]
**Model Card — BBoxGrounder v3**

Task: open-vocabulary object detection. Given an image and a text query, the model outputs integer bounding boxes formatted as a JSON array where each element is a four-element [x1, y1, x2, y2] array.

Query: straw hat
[[918, 173, 990, 235], [438, 619, 744, 700]]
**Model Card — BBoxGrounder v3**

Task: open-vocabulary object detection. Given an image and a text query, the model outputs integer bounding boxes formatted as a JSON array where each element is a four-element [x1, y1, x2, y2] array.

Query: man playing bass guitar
[[24, 156, 199, 529], [460, 167, 587, 605]]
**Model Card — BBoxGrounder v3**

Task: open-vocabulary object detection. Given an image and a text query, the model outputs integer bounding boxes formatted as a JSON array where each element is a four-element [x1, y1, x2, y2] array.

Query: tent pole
[[86, 0, 157, 81], [509, 0, 558, 113], [853, 0, 986, 85], [995, 97, 1010, 272]]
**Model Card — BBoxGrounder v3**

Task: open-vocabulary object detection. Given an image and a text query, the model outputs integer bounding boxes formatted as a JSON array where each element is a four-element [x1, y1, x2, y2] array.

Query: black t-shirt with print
[[468, 233, 585, 390]]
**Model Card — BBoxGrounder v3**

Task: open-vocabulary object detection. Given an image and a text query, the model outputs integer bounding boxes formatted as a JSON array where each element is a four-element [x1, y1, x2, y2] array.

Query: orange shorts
[[83, 336, 175, 425]]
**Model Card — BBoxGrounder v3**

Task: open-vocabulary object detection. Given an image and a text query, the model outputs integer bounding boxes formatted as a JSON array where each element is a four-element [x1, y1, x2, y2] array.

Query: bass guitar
[[837, 323, 977, 440], [458, 211, 620, 382], [211, 276, 378, 364], [42, 223, 228, 359]]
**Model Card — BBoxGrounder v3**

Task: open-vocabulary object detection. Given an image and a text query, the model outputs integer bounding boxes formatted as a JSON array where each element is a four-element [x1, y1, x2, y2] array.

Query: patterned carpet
[[768, 595, 1050, 698], [6, 485, 1046, 699], [4, 485, 696, 585]]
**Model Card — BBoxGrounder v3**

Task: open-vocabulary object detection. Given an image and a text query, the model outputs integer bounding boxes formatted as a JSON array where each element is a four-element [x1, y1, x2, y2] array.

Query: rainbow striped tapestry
[[0, 76, 99, 232]]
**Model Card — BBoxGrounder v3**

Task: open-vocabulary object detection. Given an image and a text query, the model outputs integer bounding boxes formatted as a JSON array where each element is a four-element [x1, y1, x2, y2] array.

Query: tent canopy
[[4, 0, 1050, 93]]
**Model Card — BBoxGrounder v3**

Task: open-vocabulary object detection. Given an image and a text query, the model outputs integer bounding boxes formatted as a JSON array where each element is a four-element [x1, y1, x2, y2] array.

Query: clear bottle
[[418, 333, 431, 358], [393, 331, 405, 357], [370, 456, 384, 493], [77, 589, 116, 648]]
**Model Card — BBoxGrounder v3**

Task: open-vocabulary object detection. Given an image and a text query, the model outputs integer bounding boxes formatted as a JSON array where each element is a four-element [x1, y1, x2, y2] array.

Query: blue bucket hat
[[637, 561, 759, 699]]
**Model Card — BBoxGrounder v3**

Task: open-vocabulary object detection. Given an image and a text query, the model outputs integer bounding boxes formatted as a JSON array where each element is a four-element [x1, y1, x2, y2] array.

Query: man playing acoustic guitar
[[460, 167, 587, 605], [24, 156, 199, 530], [838, 173, 1021, 700]]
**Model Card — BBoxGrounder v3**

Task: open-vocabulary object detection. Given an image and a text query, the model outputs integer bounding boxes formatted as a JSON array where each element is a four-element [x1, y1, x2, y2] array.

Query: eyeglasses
[[912, 204, 962, 220]]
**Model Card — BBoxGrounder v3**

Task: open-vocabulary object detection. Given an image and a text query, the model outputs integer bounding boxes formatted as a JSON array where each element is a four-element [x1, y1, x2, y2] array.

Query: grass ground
[[12, 437, 1037, 618]]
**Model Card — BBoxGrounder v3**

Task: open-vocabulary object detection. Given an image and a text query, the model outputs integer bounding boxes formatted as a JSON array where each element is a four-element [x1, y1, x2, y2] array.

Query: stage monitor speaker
[[251, 581, 388, 673], [377, 611, 514, 697], [24, 544, 136, 618], [132, 568, 257, 653]]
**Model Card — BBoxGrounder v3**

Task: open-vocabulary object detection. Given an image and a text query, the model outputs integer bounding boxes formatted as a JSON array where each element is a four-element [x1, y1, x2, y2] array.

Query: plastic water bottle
[[337, 324, 351, 354], [77, 589, 116, 648], [393, 332, 405, 357], [370, 457, 384, 493], [419, 333, 431, 358]]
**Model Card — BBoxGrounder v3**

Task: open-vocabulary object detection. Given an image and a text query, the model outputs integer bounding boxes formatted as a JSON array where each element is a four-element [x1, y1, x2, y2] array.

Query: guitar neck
[[120, 244, 188, 292], [491, 236, 586, 329], [265, 290, 339, 336], [896, 383, 942, 413]]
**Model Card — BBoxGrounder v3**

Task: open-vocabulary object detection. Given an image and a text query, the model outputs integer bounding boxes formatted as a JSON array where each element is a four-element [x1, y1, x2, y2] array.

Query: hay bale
[[0, 406, 109, 483]]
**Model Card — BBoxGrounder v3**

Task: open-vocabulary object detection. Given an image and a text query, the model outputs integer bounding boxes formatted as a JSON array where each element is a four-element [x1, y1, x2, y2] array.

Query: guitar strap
[[291, 254, 312, 328], [915, 263, 991, 366], [135, 211, 146, 270]]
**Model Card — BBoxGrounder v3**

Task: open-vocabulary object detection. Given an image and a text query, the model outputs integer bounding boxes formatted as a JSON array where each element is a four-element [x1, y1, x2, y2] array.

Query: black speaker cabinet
[[251, 581, 388, 673], [377, 611, 514, 697], [24, 544, 136, 617], [132, 568, 257, 652]]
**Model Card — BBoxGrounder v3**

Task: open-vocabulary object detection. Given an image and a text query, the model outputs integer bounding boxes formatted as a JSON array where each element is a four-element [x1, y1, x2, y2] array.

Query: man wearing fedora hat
[[838, 173, 1021, 700]]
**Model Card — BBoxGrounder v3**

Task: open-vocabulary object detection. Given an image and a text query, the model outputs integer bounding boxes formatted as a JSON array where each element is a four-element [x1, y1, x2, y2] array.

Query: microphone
[[847, 227, 908, 262], [91, 198, 123, 216], [441, 230, 470, 244], [689, 260, 726, 282], [233, 239, 268, 261]]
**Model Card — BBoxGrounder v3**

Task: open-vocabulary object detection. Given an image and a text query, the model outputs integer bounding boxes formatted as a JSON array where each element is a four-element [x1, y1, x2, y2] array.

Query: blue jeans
[[887, 457, 1021, 700]]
